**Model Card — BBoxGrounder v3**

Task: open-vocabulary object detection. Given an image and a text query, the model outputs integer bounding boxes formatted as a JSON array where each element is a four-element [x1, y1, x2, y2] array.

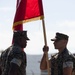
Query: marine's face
[[53, 39, 67, 50], [20, 37, 27, 48]]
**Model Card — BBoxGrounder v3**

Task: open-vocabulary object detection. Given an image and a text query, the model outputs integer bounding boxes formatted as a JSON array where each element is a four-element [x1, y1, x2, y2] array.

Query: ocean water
[[26, 55, 42, 75], [26, 54, 51, 75]]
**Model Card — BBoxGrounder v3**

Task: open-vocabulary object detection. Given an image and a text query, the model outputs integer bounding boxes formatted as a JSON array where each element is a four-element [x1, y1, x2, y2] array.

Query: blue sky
[[0, 0, 75, 54]]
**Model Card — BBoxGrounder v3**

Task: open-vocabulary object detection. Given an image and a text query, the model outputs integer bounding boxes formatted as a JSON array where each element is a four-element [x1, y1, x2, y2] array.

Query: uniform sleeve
[[10, 47, 23, 67], [63, 61, 73, 68], [63, 54, 73, 69], [8, 47, 24, 75], [11, 58, 21, 67]]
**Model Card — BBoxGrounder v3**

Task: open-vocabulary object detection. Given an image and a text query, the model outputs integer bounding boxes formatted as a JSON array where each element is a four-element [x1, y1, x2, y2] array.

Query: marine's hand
[[43, 46, 49, 53]]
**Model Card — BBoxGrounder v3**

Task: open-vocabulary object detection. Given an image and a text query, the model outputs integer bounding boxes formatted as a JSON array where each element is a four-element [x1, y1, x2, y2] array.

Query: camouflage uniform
[[1, 30, 29, 75], [51, 48, 73, 75], [1, 44, 27, 75]]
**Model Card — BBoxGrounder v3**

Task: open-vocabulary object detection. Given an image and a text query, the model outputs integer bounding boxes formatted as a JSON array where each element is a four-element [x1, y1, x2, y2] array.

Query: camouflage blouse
[[1, 45, 27, 75], [51, 48, 73, 75]]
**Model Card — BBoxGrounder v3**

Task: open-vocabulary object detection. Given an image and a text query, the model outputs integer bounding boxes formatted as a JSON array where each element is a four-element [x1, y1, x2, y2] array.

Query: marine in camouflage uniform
[[51, 48, 73, 75], [1, 30, 30, 75], [40, 32, 73, 75]]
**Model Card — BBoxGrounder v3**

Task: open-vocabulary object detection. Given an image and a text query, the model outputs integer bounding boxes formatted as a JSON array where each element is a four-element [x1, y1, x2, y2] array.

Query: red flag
[[13, 0, 23, 31], [13, 0, 44, 30]]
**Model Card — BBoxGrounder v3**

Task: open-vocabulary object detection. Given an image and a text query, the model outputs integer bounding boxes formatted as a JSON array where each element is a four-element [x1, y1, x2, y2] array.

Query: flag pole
[[42, 19, 50, 75]]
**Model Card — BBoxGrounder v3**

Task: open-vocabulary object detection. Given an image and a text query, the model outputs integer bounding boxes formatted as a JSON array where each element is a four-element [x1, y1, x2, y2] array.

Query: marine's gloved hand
[[43, 46, 49, 53]]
